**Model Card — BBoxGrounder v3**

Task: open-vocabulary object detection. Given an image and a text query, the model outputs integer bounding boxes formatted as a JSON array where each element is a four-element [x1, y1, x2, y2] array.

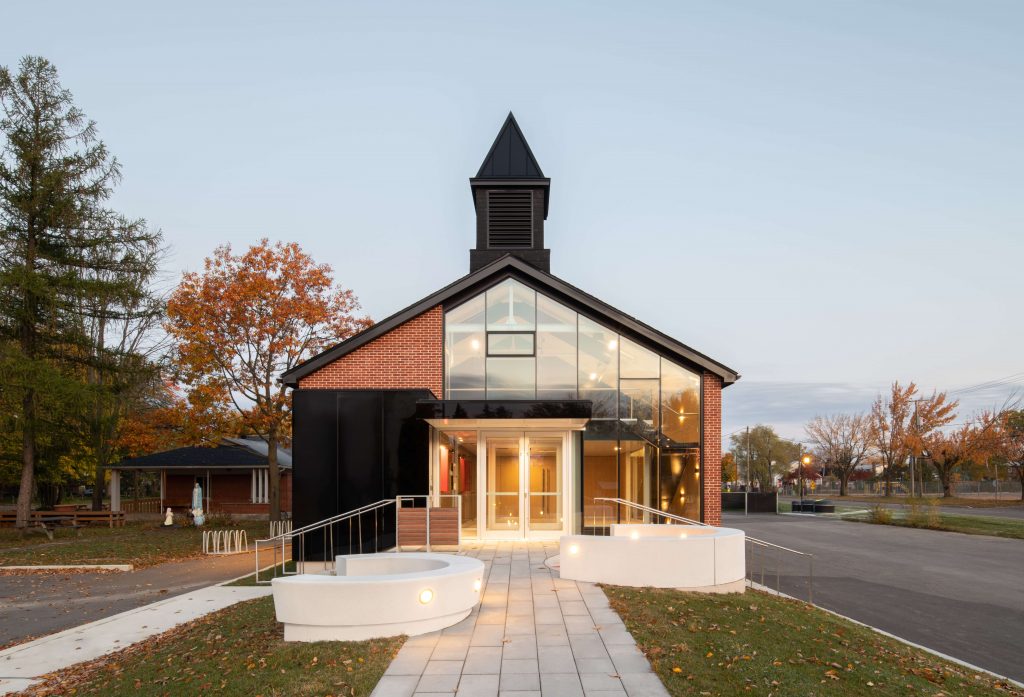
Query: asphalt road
[[724, 513, 1024, 683], [0, 552, 257, 649]]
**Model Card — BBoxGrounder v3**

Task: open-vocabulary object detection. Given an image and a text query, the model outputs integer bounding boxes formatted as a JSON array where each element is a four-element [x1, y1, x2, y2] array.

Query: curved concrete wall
[[559, 525, 745, 590], [272, 552, 484, 641]]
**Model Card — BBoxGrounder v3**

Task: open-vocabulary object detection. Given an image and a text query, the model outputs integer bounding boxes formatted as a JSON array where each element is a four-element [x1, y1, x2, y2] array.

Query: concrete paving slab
[[370, 542, 667, 697]]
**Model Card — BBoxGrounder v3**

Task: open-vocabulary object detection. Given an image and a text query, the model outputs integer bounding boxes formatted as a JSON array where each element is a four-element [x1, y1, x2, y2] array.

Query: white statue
[[163, 508, 174, 526], [191, 482, 205, 526]]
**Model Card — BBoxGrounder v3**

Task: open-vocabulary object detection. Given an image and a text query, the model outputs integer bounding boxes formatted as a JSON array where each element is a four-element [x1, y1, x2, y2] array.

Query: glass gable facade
[[444, 278, 703, 529]]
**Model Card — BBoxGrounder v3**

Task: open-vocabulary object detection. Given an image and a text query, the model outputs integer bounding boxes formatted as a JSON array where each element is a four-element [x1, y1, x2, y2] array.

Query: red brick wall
[[702, 372, 723, 526], [162, 471, 292, 514], [298, 305, 444, 398]]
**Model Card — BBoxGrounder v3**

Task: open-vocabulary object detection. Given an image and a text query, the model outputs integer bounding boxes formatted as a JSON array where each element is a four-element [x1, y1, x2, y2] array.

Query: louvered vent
[[487, 191, 533, 248]]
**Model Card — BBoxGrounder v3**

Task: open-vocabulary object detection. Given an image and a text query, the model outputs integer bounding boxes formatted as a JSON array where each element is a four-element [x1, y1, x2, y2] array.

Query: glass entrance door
[[485, 437, 522, 534], [483, 432, 565, 539], [526, 436, 562, 532]]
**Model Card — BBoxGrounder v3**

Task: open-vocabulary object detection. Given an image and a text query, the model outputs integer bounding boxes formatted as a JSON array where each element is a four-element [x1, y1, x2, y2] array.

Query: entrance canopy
[[417, 399, 591, 430]]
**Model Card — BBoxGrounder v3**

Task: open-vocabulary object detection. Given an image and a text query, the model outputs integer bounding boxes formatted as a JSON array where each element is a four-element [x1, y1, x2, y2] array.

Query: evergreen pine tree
[[0, 56, 162, 526]]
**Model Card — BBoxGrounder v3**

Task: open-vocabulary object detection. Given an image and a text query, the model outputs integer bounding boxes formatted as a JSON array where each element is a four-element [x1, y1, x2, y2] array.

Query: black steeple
[[469, 113, 552, 273]]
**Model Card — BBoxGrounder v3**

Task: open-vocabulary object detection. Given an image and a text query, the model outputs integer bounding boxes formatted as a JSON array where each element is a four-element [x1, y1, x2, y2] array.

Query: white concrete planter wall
[[558, 525, 745, 591], [271, 552, 484, 642]]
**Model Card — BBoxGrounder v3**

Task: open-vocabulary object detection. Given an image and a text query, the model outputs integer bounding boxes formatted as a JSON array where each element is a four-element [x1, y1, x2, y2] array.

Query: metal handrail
[[594, 497, 709, 527], [254, 498, 396, 584], [260, 498, 394, 543], [745, 536, 811, 557], [594, 496, 814, 603]]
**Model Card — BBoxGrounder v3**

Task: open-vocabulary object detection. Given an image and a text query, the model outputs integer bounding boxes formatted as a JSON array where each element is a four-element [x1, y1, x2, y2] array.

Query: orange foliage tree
[[921, 413, 996, 498], [870, 382, 957, 496], [998, 409, 1024, 500], [165, 240, 370, 520]]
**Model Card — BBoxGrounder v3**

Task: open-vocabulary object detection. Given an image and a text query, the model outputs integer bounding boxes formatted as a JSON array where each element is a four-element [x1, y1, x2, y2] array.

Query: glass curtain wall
[[443, 278, 705, 529], [437, 431, 478, 537], [659, 449, 701, 522]]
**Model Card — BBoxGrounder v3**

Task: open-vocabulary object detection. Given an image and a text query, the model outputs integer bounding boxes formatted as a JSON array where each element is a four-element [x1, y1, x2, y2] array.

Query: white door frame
[[478, 430, 571, 541]]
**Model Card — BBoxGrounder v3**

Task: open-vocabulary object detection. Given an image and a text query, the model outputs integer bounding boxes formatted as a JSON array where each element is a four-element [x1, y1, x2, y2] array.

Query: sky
[[3, 0, 1021, 442]]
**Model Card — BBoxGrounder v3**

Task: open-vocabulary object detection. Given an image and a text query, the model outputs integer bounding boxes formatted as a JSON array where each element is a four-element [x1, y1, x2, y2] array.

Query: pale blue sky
[[4, 1, 1021, 440]]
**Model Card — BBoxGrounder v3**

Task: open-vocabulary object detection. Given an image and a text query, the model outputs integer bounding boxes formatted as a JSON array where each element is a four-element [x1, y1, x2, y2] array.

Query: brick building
[[109, 436, 292, 517], [283, 114, 738, 542]]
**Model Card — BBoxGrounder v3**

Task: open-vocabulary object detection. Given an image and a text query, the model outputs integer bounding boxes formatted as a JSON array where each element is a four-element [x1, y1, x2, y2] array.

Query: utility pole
[[909, 399, 924, 499], [745, 426, 751, 515], [797, 444, 803, 501]]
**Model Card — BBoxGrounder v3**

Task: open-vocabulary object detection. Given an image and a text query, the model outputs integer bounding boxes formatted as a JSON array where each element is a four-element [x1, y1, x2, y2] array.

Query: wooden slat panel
[[397, 508, 427, 546]]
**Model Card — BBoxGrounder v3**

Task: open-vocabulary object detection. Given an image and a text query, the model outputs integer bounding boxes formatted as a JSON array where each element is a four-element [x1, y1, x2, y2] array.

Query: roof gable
[[282, 255, 739, 387]]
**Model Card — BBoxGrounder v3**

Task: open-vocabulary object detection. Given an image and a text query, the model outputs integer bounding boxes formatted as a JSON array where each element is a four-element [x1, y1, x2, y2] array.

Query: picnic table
[[0, 509, 125, 529], [34, 514, 82, 541]]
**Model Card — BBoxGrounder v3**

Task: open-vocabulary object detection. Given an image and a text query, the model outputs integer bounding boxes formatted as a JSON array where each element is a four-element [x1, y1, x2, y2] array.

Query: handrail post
[[808, 555, 814, 604], [426, 499, 431, 552], [395, 497, 401, 552]]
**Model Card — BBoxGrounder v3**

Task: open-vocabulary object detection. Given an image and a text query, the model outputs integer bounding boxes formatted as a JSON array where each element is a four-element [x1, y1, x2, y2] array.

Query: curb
[[0, 564, 133, 572]]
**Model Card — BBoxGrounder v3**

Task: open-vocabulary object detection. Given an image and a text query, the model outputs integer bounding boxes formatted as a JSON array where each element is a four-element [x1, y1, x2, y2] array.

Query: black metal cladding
[[292, 389, 430, 559], [487, 191, 533, 248]]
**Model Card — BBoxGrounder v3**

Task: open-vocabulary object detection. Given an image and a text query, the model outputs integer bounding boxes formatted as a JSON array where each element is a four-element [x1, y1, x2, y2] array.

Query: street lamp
[[800, 454, 812, 501]]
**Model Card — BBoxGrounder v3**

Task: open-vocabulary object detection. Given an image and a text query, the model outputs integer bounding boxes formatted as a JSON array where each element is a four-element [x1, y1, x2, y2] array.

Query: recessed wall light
[[419, 589, 434, 604]]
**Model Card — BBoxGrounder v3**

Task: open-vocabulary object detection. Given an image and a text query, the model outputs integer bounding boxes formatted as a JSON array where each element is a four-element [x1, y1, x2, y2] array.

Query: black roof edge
[[281, 255, 740, 387]]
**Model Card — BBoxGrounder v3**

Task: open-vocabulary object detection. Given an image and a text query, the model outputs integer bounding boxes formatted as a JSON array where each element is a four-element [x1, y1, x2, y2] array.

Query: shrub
[[869, 505, 893, 524], [907, 500, 926, 527]]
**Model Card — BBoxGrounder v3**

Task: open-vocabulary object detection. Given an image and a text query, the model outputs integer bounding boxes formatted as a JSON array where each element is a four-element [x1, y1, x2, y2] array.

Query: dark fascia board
[[281, 255, 741, 387]]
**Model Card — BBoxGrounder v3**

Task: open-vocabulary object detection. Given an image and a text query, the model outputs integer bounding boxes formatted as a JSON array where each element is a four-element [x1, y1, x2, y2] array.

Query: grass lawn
[[606, 586, 1023, 697], [16, 596, 403, 697], [0, 520, 268, 568], [845, 511, 1024, 540], [827, 496, 1023, 509]]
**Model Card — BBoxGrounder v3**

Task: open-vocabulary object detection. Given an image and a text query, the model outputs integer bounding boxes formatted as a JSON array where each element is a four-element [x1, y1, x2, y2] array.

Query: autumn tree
[[997, 409, 1024, 501], [728, 425, 799, 492], [869, 382, 914, 496], [805, 413, 871, 497], [721, 452, 737, 484], [921, 413, 996, 498], [0, 56, 161, 527], [869, 382, 957, 496], [905, 390, 958, 494], [166, 240, 370, 521]]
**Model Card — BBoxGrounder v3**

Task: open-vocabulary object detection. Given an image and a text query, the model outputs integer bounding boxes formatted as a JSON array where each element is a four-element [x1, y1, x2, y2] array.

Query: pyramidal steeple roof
[[475, 112, 545, 179]]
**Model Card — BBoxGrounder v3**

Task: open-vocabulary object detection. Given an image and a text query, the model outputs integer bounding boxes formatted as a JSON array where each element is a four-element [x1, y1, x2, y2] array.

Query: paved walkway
[[0, 584, 270, 695], [371, 541, 668, 697], [0, 551, 259, 648], [724, 513, 1024, 683]]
